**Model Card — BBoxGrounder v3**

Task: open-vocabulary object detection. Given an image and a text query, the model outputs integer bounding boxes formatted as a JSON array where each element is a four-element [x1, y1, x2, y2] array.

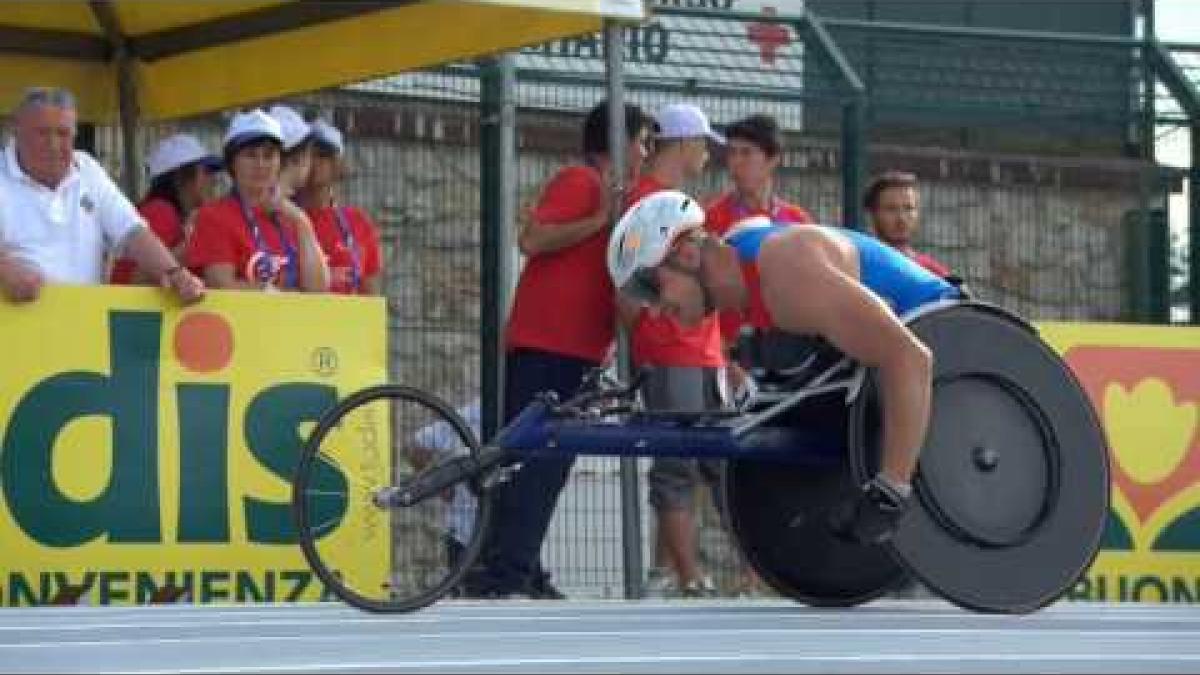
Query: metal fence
[[85, 7, 1198, 600]]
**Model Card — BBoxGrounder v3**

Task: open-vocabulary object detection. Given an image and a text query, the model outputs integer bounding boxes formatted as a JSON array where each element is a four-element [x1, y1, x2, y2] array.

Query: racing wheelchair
[[291, 300, 1110, 614]]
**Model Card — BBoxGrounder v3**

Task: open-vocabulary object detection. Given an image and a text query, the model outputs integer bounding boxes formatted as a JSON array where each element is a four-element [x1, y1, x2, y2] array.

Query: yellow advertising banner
[[1040, 322, 1200, 603], [0, 286, 388, 606]]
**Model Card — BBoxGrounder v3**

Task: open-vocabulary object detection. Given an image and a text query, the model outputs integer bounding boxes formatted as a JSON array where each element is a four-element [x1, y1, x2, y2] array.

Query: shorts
[[641, 365, 728, 513]]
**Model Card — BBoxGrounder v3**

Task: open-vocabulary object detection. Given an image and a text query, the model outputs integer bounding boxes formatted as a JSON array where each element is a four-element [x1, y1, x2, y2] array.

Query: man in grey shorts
[[641, 366, 728, 597], [620, 103, 730, 598]]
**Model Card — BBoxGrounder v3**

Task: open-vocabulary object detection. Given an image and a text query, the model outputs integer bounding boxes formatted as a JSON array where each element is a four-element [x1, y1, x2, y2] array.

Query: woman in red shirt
[[295, 119, 383, 295], [185, 110, 328, 292], [110, 133, 221, 284]]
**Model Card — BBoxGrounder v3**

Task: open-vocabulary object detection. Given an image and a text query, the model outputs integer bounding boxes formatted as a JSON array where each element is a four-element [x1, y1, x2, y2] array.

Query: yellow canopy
[[0, 0, 645, 123]]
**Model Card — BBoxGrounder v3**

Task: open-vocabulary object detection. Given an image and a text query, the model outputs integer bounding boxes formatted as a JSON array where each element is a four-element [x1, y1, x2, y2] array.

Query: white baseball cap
[[224, 109, 283, 152], [268, 104, 313, 151], [607, 190, 707, 301], [311, 118, 344, 155], [146, 133, 221, 181], [654, 103, 725, 144]]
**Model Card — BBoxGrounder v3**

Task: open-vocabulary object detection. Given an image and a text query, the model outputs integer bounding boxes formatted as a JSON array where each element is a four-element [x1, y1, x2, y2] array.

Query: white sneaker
[[645, 567, 673, 598], [679, 576, 718, 598]]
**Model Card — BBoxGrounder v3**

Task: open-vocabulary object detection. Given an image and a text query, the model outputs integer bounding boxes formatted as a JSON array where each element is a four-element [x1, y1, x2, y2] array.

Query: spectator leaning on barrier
[[624, 102, 726, 599], [110, 133, 223, 284], [0, 86, 204, 304], [184, 110, 328, 292], [296, 119, 384, 295], [864, 170, 951, 278], [463, 100, 654, 600]]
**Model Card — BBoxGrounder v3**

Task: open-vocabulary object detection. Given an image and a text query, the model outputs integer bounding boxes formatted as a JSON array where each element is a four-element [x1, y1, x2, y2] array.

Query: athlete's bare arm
[[756, 228, 932, 485]]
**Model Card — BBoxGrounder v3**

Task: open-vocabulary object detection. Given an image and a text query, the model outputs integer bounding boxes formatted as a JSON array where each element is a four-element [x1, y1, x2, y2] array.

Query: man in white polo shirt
[[0, 87, 204, 304]]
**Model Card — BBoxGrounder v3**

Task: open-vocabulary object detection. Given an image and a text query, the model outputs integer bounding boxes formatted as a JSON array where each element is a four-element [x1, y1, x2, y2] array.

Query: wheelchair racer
[[607, 190, 962, 545]]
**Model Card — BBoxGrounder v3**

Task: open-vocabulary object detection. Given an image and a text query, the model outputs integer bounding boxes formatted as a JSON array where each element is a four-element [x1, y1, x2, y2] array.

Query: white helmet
[[607, 190, 706, 301]]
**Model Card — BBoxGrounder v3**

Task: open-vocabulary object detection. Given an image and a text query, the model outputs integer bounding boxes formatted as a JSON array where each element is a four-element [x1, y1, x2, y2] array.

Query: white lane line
[[4, 612, 1200, 634], [0, 627, 1191, 649], [2, 604, 1195, 628], [3, 615, 1197, 635], [4, 612, 1195, 634], [106, 652, 1200, 674]]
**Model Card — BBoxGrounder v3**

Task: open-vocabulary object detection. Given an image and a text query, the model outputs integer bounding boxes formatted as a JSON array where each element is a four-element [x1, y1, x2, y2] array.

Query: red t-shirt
[[912, 250, 951, 278], [624, 175, 724, 368], [705, 192, 814, 344], [309, 204, 383, 295], [110, 197, 185, 284], [185, 195, 303, 289], [504, 164, 615, 363]]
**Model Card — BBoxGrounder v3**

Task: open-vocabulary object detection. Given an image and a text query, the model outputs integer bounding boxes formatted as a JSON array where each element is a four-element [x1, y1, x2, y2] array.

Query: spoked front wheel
[[293, 385, 492, 613]]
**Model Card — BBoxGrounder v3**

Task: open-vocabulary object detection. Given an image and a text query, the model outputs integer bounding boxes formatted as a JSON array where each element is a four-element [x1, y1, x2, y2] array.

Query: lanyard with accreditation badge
[[233, 190, 298, 289], [332, 205, 362, 293], [731, 193, 785, 221]]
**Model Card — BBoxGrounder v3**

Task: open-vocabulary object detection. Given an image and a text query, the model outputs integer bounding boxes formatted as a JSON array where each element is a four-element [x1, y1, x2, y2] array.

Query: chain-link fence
[[1159, 42, 1197, 322], [74, 5, 1198, 600]]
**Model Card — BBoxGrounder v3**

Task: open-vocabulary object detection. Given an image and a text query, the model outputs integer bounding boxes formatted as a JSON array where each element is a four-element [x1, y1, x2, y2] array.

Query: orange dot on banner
[[174, 312, 234, 373]]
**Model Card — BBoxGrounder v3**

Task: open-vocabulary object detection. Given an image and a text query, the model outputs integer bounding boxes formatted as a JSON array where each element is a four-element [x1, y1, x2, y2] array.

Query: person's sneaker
[[644, 567, 673, 598], [678, 576, 718, 599], [829, 476, 910, 545]]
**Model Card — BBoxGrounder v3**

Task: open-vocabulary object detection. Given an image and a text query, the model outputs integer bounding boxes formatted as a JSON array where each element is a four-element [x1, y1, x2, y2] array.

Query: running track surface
[[2, 599, 1198, 673]]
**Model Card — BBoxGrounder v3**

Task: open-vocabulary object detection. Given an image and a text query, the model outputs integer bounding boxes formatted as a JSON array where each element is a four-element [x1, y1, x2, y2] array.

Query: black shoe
[[527, 574, 567, 600], [462, 583, 528, 600], [829, 477, 910, 545]]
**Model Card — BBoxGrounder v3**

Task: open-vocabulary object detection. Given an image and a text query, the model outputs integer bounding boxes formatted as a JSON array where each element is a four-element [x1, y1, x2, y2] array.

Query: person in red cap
[[184, 110, 328, 292], [296, 118, 383, 295], [110, 133, 222, 284], [864, 171, 951, 278]]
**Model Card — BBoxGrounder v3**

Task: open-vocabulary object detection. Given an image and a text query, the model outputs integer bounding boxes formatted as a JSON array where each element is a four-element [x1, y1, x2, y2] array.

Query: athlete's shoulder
[[771, 222, 837, 246], [758, 223, 832, 268]]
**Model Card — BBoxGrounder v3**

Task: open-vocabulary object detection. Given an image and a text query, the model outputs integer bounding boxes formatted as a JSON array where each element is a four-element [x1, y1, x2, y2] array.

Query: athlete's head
[[608, 190, 717, 326]]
